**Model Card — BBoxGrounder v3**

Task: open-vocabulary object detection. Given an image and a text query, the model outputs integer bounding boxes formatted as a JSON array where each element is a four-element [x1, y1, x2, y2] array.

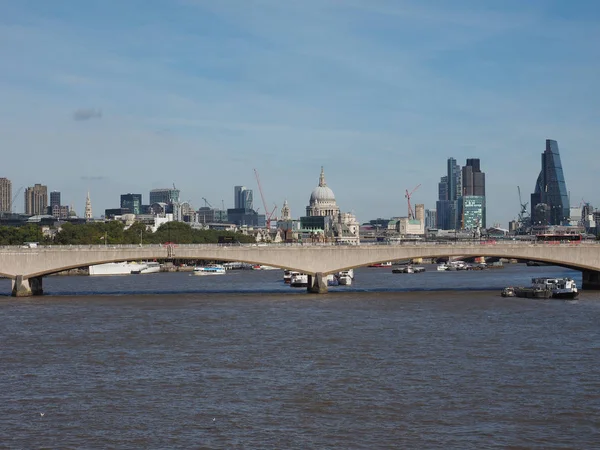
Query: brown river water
[[1, 264, 599, 449]]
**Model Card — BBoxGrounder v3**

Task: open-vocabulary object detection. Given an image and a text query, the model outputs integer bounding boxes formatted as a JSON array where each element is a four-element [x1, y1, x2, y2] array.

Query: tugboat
[[501, 287, 516, 297]]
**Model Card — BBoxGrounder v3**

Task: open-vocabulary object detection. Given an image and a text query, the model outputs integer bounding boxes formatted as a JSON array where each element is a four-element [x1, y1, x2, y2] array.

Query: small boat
[[283, 270, 292, 284], [501, 287, 516, 297], [393, 265, 425, 274], [289, 272, 308, 287], [337, 271, 353, 286], [437, 264, 448, 271], [327, 274, 338, 286], [252, 265, 279, 270], [193, 264, 226, 275], [368, 262, 392, 268]]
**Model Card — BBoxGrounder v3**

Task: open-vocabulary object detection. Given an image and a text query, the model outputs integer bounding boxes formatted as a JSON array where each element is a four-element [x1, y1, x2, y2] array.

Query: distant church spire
[[84, 191, 93, 220], [281, 199, 291, 221], [319, 166, 327, 187]]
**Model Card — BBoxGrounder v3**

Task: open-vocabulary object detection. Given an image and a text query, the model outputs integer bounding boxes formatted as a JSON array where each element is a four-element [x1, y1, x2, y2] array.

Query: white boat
[[89, 261, 146, 276], [437, 263, 448, 271], [531, 277, 579, 299], [283, 270, 292, 284], [290, 272, 308, 287], [131, 261, 161, 274], [327, 274, 338, 286], [337, 270, 353, 286], [193, 264, 226, 275], [336, 268, 354, 279], [252, 265, 279, 270]]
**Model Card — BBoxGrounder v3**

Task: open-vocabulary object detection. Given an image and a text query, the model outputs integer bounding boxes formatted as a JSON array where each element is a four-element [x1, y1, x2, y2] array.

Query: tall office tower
[[120, 193, 142, 214], [460, 158, 486, 228], [149, 188, 180, 205], [234, 186, 253, 210], [0, 177, 11, 213], [24, 184, 48, 216], [530, 139, 570, 226], [438, 176, 448, 201], [84, 191, 93, 219], [436, 158, 462, 230], [447, 158, 462, 202], [425, 209, 437, 229], [462, 159, 485, 196]]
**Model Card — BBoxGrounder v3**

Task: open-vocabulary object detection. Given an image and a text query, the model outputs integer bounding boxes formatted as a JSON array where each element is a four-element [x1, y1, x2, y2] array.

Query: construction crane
[[201, 197, 212, 208], [405, 184, 421, 219], [517, 186, 529, 225], [11, 186, 24, 213], [253, 168, 276, 231]]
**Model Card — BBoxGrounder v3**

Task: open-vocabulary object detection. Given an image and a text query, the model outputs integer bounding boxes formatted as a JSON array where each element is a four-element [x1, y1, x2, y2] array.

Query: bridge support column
[[582, 270, 600, 290], [11, 275, 43, 297], [307, 272, 328, 294]]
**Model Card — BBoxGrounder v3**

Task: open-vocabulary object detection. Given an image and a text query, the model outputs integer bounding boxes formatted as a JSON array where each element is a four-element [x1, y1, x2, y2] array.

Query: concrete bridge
[[2, 241, 600, 296]]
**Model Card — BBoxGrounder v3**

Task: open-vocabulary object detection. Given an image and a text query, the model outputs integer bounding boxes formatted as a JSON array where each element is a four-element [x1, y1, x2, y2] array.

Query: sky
[[1, 0, 599, 226]]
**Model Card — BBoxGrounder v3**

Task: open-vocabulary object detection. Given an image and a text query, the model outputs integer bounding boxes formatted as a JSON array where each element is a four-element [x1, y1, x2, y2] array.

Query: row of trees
[[0, 221, 256, 246]]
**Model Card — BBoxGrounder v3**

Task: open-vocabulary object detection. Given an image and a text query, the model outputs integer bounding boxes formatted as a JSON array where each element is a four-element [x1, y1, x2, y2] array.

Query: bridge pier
[[307, 272, 328, 294], [582, 270, 600, 290], [11, 275, 44, 297]]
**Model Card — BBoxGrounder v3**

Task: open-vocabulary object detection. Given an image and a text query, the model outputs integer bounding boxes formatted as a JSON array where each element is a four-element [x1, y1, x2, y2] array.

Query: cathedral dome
[[310, 185, 335, 203], [309, 167, 335, 203]]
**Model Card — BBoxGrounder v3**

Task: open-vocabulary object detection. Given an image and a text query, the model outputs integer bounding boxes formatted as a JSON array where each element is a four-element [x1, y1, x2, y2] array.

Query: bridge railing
[[0, 240, 599, 251]]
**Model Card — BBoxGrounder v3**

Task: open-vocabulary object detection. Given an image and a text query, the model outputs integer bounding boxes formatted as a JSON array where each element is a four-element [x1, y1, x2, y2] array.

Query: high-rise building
[[462, 159, 485, 196], [438, 176, 448, 201], [48, 191, 69, 218], [459, 196, 486, 229], [120, 193, 142, 214], [149, 188, 180, 205], [234, 186, 253, 210], [459, 158, 486, 228], [24, 184, 48, 216], [436, 158, 462, 230], [0, 177, 11, 213], [50, 191, 61, 209], [425, 209, 437, 229], [447, 158, 462, 202], [530, 139, 570, 226]]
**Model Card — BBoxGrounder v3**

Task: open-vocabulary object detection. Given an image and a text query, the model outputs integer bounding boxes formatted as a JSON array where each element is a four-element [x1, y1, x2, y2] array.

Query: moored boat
[[368, 262, 392, 268], [337, 271, 353, 285], [130, 261, 161, 274], [89, 261, 146, 276], [290, 272, 308, 287], [193, 264, 226, 275]]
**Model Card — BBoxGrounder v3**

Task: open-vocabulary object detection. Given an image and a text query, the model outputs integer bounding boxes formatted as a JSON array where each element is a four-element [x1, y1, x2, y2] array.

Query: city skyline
[[1, 1, 598, 224]]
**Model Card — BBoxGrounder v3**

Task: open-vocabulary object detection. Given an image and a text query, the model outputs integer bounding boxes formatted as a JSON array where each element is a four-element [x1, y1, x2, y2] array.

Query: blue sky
[[1, 0, 599, 226]]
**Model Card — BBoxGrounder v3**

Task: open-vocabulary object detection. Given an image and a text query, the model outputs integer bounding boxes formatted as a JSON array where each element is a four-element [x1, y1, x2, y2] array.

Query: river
[[1, 264, 599, 448]]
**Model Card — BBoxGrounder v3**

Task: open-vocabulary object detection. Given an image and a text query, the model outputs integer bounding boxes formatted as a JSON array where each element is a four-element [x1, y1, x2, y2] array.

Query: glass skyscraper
[[530, 139, 570, 226]]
